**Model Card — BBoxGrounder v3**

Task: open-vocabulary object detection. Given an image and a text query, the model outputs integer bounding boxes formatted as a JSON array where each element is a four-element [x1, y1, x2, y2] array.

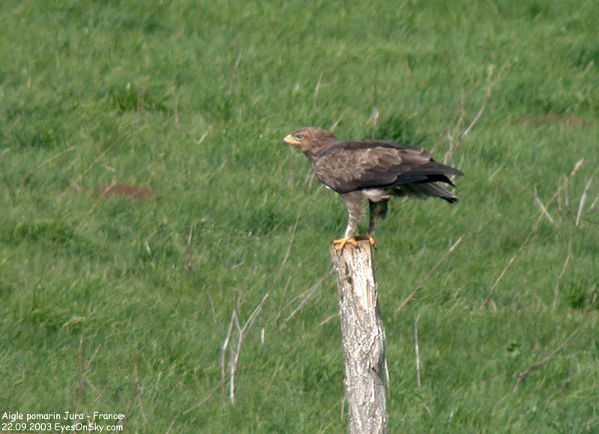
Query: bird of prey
[[283, 127, 463, 249]]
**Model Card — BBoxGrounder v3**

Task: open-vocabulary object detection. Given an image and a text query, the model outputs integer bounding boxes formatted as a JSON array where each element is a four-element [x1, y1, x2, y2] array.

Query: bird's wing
[[311, 140, 462, 193]]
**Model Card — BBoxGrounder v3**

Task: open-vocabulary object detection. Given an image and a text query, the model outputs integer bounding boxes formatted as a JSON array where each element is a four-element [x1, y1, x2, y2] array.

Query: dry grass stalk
[[514, 328, 579, 390], [274, 212, 301, 283], [133, 359, 147, 426], [181, 379, 226, 419], [69, 140, 120, 191], [395, 236, 464, 313], [533, 186, 555, 226], [552, 233, 572, 311], [443, 64, 507, 166], [414, 314, 422, 388], [318, 312, 339, 327], [369, 106, 380, 139], [575, 175, 593, 226], [185, 223, 194, 269], [221, 292, 270, 405], [21, 145, 76, 184], [220, 307, 237, 399], [481, 159, 584, 307], [283, 270, 333, 325], [313, 71, 324, 108]]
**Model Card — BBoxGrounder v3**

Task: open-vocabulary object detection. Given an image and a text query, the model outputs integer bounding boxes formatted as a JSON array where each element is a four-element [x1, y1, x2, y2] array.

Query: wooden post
[[329, 240, 387, 434]]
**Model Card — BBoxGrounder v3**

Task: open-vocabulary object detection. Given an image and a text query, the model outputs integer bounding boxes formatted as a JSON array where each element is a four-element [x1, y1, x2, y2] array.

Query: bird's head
[[283, 127, 337, 152]]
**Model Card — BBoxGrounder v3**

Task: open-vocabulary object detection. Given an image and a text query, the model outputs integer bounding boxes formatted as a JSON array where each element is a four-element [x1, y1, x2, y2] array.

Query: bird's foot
[[332, 237, 358, 251], [356, 235, 376, 246]]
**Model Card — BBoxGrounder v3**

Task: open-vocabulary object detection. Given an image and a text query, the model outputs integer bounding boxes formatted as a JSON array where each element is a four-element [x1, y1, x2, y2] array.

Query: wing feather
[[311, 140, 462, 193]]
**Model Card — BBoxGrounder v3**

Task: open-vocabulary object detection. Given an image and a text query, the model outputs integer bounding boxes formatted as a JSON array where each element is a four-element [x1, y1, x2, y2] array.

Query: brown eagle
[[283, 127, 463, 249]]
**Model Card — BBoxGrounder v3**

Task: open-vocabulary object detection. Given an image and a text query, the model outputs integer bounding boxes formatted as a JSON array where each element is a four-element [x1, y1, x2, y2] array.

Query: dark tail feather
[[394, 162, 463, 185], [412, 182, 458, 203]]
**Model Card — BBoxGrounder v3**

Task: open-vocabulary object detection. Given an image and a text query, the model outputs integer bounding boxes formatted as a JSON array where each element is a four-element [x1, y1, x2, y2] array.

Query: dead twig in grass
[[313, 71, 324, 109], [318, 312, 339, 327], [220, 307, 237, 399], [414, 314, 422, 388], [274, 212, 301, 284], [575, 175, 593, 226], [533, 186, 556, 226], [221, 292, 270, 405], [283, 270, 333, 326], [329, 115, 343, 133], [185, 223, 194, 269], [133, 359, 147, 427], [67, 140, 120, 193], [180, 378, 226, 419], [395, 236, 464, 313], [589, 193, 599, 211], [481, 159, 584, 307], [118, 355, 144, 431], [21, 145, 76, 184], [274, 275, 292, 323], [229, 313, 243, 405], [443, 64, 507, 166], [552, 233, 572, 311], [514, 328, 579, 390], [579, 415, 599, 434]]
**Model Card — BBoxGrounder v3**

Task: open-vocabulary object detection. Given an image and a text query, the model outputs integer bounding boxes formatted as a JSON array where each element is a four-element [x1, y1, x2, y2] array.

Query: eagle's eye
[[296, 134, 304, 140]]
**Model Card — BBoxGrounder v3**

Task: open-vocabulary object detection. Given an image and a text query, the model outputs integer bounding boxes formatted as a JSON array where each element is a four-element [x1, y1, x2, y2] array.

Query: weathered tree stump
[[329, 240, 387, 434]]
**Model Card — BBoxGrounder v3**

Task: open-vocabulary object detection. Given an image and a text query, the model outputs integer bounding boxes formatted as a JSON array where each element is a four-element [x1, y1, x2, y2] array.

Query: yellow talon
[[356, 235, 376, 246], [332, 237, 358, 251]]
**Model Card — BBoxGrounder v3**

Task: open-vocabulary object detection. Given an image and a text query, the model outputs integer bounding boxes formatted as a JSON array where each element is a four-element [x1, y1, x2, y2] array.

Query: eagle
[[283, 127, 463, 250]]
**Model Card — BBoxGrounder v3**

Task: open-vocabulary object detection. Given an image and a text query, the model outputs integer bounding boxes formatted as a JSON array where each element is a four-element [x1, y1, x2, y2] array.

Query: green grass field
[[1, 0, 598, 432]]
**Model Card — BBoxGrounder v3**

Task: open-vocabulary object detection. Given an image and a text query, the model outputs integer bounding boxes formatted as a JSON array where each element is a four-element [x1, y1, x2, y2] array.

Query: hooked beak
[[283, 134, 301, 146]]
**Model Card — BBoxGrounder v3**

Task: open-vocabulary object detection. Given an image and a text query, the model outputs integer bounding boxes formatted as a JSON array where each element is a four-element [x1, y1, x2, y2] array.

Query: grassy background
[[1, 0, 598, 432]]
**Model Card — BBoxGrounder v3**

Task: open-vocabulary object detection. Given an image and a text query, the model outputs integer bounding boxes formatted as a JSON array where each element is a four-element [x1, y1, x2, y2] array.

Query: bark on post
[[329, 240, 387, 434]]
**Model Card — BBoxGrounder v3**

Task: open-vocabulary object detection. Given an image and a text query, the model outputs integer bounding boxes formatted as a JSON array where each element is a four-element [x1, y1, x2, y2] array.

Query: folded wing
[[312, 140, 463, 194]]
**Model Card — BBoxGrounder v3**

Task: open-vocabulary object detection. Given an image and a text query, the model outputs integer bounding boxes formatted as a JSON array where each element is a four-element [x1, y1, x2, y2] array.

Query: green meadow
[[1, 0, 598, 432]]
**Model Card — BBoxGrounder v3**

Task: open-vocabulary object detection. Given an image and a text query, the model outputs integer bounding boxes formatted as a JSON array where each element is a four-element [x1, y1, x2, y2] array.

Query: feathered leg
[[357, 199, 388, 245], [368, 199, 388, 236], [333, 191, 364, 250]]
